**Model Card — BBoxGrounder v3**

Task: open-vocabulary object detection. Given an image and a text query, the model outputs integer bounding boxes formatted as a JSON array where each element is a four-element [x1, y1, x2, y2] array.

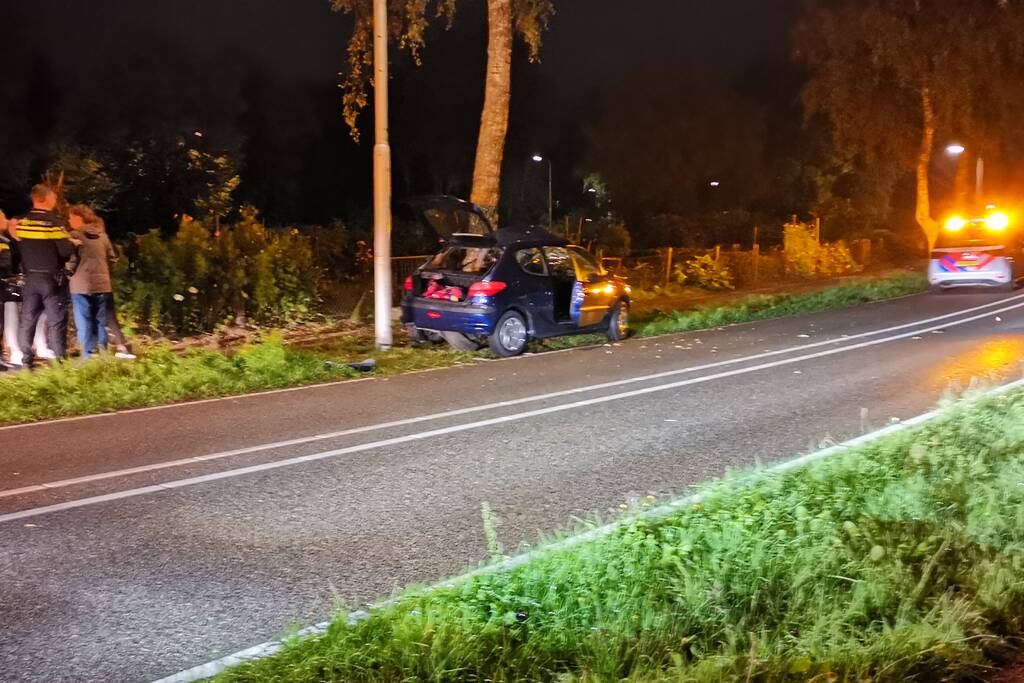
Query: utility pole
[[532, 154, 553, 229], [976, 156, 985, 201], [372, 0, 393, 350], [546, 158, 553, 230]]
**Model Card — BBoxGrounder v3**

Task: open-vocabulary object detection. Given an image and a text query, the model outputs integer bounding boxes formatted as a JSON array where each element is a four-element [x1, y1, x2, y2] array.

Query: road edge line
[[3, 290, 1011, 499], [149, 375, 1024, 683], [0, 277, 959, 433]]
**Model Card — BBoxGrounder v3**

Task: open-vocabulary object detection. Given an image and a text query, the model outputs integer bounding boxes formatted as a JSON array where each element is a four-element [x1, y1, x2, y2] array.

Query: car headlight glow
[[944, 216, 966, 231], [986, 212, 1010, 230]]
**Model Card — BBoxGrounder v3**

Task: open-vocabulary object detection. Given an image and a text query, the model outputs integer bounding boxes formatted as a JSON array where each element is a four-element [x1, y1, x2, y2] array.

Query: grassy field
[[0, 273, 925, 425], [213, 384, 1024, 682]]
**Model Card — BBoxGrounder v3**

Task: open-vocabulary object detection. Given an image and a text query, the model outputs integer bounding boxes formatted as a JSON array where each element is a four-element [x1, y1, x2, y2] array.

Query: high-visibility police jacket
[[15, 209, 75, 275], [0, 235, 16, 277]]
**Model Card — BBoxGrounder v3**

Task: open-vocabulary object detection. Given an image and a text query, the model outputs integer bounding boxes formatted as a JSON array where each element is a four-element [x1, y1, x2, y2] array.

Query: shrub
[[115, 207, 321, 337], [784, 222, 860, 278], [817, 240, 859, 276], [678, 253, 734, 290], [595, 223, 631, 257]]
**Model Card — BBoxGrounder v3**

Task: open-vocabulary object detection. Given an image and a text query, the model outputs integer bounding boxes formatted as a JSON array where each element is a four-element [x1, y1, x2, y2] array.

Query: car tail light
[[404, 276, 413, 292], [468, 281, 507, 297]]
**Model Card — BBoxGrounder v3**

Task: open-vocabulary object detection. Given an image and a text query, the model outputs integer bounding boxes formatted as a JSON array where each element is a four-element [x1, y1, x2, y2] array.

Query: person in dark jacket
[[68, 205, 114, 358], [13, 185, 76, 367], [0, 210, 19, 369]]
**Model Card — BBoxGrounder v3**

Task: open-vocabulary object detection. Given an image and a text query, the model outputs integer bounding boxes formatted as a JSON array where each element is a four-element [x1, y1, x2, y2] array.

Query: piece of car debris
[[326, 359, 377, 372]]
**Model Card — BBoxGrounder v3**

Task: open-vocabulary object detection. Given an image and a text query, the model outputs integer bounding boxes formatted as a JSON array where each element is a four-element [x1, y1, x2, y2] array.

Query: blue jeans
[[71, 293, 108, 357]]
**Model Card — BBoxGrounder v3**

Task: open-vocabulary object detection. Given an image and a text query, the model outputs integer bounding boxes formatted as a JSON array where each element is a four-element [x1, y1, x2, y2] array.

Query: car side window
[[569, 246, 604, 282], [516, 247, 548, 276], [543, 247, 575, 280]]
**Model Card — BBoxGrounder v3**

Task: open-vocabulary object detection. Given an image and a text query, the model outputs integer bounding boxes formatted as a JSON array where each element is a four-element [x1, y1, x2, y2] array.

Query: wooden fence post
[[713, 244, 721, 262], [663, 247, 674, 287], [752, 243, 760, 284]]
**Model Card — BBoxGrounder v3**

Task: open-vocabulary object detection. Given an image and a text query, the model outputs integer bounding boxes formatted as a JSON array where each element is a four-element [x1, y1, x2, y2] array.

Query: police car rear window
[[935, 226, 1000, 249]]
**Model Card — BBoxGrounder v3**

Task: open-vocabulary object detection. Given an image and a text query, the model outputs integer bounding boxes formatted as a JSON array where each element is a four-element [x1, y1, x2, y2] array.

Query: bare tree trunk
[[470, 0, 513, 227], [916, 87, 939, 250]]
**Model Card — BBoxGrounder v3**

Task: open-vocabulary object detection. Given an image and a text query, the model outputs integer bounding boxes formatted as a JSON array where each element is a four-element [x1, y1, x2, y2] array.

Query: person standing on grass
[[0, 211, 19, 369], [67, 205, 114, 358], [14, 184, 76, 367]]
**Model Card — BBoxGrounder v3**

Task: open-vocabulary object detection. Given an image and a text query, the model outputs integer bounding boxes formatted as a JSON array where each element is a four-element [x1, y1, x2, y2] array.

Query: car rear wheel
[[440, 331, 482, 352], [406, 324, 441, 346], [488, 311, 529, 357], [929, 284, 947, 294], [606, 300, 630, 341]]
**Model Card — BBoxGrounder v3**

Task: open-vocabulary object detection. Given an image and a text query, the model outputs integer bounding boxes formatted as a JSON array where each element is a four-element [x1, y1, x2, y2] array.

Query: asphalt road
[[2, 289, 1024, 683]]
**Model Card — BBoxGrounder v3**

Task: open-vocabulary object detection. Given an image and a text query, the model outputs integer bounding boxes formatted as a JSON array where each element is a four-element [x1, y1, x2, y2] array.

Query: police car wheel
[[929, 284, 946, 294], [489, 311, 529, 357]]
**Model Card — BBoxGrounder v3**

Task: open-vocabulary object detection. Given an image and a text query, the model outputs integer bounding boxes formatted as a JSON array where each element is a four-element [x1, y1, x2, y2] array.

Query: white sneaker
[[115, 351, 137, 360], [8, 351, 23, 366], [36, 348, 56, 360]]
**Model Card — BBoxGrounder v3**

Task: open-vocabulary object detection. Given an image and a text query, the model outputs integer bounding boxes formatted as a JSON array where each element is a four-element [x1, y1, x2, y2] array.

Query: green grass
[[633, 273, 926, 337], [214, 385, 1024, 682], [0, 274, 924, 425], [0, 337, 474, 425]]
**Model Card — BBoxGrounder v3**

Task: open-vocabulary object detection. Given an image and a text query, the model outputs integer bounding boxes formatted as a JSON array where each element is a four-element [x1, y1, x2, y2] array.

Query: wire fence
[[318, 238, 878, 318]]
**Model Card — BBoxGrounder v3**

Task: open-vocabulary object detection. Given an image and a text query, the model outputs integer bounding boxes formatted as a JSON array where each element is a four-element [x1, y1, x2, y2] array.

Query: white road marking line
[[150, 375, 1024, 683], [0, 289, 999, 435], [3, 297, 1023, 525], [1, 293, 1021, 500]]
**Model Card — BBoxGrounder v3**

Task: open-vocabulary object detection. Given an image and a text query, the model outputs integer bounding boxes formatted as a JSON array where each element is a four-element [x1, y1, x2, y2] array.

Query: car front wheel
[[488, 311, 529, 357], [606, 300, 630, 341]]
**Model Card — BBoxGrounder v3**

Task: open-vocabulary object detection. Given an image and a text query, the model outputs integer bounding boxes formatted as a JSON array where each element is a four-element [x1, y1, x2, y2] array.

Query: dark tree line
[[3, 0, 1023, 251]]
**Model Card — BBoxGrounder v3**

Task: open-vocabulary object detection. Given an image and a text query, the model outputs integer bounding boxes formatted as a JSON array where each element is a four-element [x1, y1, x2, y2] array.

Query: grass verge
[[0, 337, 474, 425], [0, 273, 925, 425], [540, 272, 926, 350], [214, 384, 1024, 683]]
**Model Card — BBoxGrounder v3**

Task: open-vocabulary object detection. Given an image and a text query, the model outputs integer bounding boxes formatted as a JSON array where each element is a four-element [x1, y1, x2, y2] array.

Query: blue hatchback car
[[400, 202, 630, 357]]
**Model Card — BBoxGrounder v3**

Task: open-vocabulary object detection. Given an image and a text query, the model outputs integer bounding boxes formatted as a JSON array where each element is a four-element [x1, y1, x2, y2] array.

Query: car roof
[[448, 226, 569, 248]]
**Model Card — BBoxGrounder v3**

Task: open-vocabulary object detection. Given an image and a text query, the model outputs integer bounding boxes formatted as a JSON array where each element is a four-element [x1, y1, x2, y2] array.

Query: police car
[[928, 208, 1022, 292]]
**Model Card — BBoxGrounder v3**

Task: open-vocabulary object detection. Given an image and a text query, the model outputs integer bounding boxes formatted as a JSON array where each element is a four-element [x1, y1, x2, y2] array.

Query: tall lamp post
[[372, 0, 393, 350], [532, 154, 552, 229], [945, 143, 985, 205]]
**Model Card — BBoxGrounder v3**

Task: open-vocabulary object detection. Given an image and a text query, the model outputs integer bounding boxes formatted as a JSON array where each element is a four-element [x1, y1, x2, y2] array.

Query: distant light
[[946, 144, 965, 156], [584, 218, 593, 222], [986, 204, 997, 210], [587, 188, 597, 193], [709, 181, 721, 187], [194, 131, 204, 138], [532, 154, 544, 163]]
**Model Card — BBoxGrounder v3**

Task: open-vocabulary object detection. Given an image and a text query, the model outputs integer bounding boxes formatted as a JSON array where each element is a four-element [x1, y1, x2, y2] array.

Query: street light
[[709, 180, 721, 187], [532, 154, 553, 229], [944, 143, 984, 201]]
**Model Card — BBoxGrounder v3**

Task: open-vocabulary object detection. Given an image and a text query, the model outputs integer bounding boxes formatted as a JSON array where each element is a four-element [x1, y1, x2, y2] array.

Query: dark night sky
[[4, 1, 803, 228], [30, 0, 800, 94]]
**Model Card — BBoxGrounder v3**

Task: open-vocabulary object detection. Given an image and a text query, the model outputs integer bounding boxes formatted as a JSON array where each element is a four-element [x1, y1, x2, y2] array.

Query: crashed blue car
[[399, 199, 630, 357]]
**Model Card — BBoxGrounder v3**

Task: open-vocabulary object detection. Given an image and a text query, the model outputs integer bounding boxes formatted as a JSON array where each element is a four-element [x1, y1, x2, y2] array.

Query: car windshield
[[935, 224, 1004, 249]]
